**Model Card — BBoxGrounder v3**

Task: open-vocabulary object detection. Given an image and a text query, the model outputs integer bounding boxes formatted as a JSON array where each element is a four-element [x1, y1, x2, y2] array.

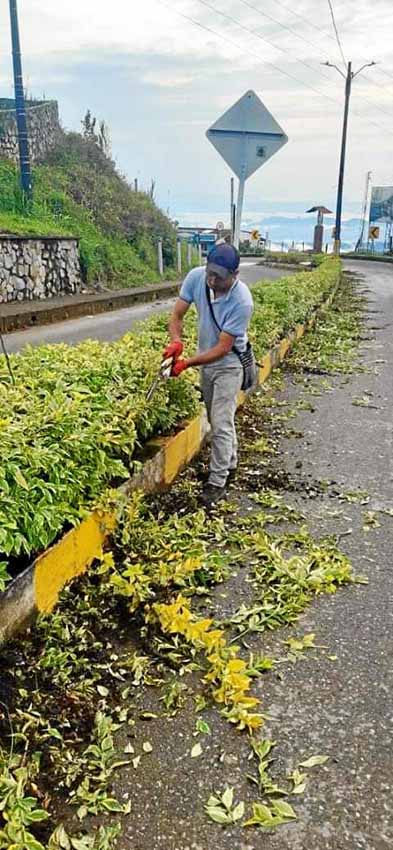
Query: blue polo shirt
[[179, 266, 253, 369]]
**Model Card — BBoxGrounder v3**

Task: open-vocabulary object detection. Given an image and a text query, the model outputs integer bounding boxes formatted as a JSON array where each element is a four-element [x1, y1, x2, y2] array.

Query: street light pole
[[9, 0, 32, 198], [325, 60, 375, 255], [334, 61, 352, 256]]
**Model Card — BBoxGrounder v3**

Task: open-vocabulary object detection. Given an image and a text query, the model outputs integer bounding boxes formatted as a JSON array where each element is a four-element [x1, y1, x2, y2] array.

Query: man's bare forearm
[[187, 342, 231, 367], [168, 315, 183, 342]]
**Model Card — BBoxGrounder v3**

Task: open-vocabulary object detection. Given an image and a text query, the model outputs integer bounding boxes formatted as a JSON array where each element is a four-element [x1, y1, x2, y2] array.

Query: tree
[[82, 110, 97, 142], [98, 121, 111, 157], [81, 111, 111, 156]]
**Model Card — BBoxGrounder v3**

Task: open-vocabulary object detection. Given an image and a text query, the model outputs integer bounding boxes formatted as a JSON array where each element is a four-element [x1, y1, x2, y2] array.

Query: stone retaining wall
[[0, 99, 60, 163], [0, 236, 82, 303]]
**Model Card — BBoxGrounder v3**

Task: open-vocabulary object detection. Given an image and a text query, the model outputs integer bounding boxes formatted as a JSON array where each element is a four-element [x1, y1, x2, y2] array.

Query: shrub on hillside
[[0, 128, 179, 286], [44, 130, 177, 267]]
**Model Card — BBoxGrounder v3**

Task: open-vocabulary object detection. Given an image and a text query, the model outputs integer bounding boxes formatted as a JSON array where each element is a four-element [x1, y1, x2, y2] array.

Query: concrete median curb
[[0, 281, 181, 333], [0, 278, 340, 644]]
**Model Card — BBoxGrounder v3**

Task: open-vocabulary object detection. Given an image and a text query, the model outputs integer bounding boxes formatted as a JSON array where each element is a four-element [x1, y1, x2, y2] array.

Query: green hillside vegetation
[[0, 123, 184, 288]]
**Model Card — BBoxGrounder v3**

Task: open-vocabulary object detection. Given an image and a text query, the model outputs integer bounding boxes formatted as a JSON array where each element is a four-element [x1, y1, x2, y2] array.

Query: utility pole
[[9, 0, 32, 197], [325, 60, 375, 255], [334, 60, 351, 256]]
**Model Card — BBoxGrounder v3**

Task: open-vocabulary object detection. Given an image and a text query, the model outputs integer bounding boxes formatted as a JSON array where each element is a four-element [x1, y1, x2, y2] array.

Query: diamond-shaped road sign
[[206, 90, 288, 180], [206, 90, 288, 246]]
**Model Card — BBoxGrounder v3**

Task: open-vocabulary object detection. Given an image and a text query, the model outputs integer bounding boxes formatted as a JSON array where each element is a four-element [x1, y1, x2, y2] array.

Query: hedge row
[[0, 259, 340, 583]]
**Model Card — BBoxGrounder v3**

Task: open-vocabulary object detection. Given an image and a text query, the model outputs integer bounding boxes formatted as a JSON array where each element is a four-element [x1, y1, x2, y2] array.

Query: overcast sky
[[0, 0, 392, 223]]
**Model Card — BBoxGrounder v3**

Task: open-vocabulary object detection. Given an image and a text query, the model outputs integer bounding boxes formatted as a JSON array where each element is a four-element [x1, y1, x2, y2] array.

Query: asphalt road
[[252, 257, 393, 850], [4, 261, 289, 353]]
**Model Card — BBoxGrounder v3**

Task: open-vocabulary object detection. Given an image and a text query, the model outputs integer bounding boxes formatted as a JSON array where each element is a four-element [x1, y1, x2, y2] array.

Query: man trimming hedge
[[164, 243, 254, 508]]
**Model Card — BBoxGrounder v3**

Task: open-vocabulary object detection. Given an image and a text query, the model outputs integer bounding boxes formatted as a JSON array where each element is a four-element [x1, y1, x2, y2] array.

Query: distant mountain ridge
[[177, 209, 364, 249], [243, 215, 362, 249]]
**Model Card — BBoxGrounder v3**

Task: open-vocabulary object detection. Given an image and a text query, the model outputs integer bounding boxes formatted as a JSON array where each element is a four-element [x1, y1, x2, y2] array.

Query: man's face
[[206, 269, 237, 294]]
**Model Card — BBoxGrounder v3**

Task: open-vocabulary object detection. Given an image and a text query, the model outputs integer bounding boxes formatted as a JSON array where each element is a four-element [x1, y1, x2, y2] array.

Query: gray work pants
[[200, 365, 243, 488]]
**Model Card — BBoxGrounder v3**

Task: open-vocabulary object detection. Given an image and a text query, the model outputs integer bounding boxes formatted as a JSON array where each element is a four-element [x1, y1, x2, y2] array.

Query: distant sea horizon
[[174, 210, 364, 251]]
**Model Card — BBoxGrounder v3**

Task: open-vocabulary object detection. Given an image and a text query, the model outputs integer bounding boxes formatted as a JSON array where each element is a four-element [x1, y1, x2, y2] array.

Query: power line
[[156, 1, 393, 138], [325, 0, 393, 90], [332, 0, 393, 84], [231, 0, 393, 121], [159, 0, 338, 102], [270, 0, 341, 44], [194, 0, 393, 124], [377, 67, 393, 83], [353, 76, 393, 121], [272, 0, 393, 92], [235, 0, 331, 60], [349, 66, 393, 107], [194, 0, 334, 82], [326, 0, 347, 69]]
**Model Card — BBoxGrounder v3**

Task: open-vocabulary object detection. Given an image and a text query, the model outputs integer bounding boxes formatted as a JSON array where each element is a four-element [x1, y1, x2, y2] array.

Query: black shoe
[[201, 484, 227, 509], [226, 468, 237, 486]]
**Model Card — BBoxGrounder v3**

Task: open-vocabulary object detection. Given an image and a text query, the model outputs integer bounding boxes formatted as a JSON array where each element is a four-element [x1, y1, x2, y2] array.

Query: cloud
[[0, 0, 391, 219]]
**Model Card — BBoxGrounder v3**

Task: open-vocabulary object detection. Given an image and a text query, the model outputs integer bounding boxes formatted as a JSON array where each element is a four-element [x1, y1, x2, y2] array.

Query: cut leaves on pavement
[[205, 787, 245, 825], [298, 755, 330, 768]]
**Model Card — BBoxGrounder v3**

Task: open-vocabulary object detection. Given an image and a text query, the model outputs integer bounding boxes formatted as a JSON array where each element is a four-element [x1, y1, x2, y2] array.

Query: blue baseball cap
[[206, 243, 240, 279]]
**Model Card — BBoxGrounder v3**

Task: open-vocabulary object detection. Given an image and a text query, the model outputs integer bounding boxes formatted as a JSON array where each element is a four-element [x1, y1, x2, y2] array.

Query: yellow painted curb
[[164, 415, 204, 485], [34, 510, 116, 615], [0, 275, 340, 640], [259, 353, 272, 383], [295, 324, 305, 341], [279, 338, 291, 362]]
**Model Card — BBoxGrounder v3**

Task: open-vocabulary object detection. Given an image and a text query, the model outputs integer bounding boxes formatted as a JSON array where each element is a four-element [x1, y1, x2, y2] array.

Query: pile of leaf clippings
[[286, 277, 367, 376], [0, 478, 357, 848]]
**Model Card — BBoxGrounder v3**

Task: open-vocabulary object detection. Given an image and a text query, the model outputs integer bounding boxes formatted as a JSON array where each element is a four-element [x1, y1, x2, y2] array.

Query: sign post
[[230, 177, 235, 242], [206, 91, 288, 248], [234, 175, 246, 248]]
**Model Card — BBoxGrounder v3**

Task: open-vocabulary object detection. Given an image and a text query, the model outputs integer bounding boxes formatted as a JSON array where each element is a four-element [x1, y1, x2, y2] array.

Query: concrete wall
[[0, 236, 82, 303], [0, 99, 60, 163]]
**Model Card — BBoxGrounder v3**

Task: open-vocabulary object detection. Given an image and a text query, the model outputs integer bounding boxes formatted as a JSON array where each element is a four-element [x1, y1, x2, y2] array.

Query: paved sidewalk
[[0, 280, 180, 334]]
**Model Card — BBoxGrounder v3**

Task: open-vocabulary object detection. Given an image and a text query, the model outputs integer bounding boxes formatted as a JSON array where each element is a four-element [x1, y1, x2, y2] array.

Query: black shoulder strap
[[205, 281, 241, 356], [205, 281, 222, 333]]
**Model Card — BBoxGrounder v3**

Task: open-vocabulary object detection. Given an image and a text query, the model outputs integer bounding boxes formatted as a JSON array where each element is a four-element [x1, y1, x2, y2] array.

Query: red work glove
[[163, 340, 183, 360], [171, 358, 189, 377]]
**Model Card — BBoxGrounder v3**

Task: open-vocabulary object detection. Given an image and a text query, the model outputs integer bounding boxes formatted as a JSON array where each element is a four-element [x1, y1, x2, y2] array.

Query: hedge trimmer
[[145, 355, 174, 402]]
